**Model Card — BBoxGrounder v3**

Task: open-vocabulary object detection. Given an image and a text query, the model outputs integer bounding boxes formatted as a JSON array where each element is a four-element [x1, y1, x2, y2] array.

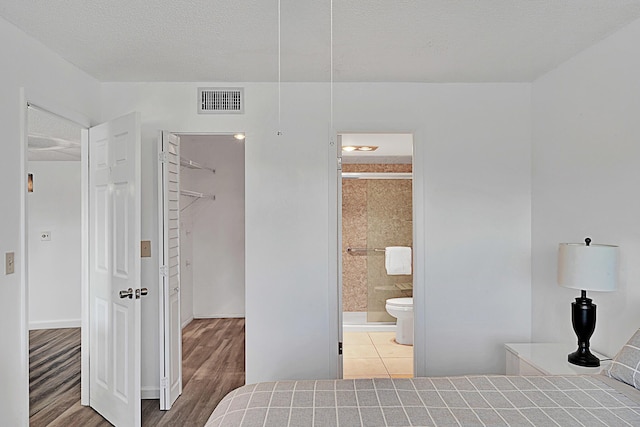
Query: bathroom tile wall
[[342, 164, 413, 318], [342, 175, 368, 312], [367, 178, 413, 321]]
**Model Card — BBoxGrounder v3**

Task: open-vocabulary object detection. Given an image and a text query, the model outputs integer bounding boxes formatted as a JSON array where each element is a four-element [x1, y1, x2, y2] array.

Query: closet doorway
[[158, 132, 246, 405], [174, 133, 245, 324]]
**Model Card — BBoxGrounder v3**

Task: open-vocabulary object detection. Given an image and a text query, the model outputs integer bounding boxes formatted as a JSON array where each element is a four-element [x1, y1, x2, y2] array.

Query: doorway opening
[[175, 134, 246, 327], [26, 106, 85, 422], [153, 132, 246, 414], [340, 133, 414, 379]]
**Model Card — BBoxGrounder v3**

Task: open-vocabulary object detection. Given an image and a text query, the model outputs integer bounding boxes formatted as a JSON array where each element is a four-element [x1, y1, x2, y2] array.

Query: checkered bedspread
[[205, 375, 640, 426]]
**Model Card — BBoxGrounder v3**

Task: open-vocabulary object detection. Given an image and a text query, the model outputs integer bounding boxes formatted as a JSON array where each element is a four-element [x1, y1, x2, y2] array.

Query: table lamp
[[557, 238, 618, 367]]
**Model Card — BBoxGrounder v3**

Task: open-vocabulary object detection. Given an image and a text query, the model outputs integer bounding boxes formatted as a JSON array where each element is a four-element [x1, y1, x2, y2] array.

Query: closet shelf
[[180, 189, 215, 211], [180, 157, 215, 173]]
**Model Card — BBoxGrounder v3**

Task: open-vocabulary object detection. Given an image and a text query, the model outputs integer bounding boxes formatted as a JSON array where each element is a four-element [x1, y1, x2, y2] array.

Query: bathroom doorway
[[340, 133, 414, 379]]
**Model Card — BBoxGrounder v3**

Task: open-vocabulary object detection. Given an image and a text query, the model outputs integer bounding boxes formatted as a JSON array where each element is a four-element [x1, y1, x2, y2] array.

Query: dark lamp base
[[568, 349, 600, 367], [568, 289, 600, 367]]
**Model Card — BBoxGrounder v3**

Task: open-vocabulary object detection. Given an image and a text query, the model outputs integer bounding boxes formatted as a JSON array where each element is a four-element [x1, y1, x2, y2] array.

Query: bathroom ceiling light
[[342, 145, 379, 152], [233, 133, 246, 140]]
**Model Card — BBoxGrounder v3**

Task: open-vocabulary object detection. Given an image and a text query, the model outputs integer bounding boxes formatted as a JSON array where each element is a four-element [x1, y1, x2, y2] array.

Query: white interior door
[[89, 112, 142, 427], [158, 131, 183, 410]]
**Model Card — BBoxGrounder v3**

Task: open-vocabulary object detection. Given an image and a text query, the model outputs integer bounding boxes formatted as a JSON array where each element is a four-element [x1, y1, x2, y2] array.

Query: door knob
[[119, 288, 134, 299], [136, 287, 149, 299]]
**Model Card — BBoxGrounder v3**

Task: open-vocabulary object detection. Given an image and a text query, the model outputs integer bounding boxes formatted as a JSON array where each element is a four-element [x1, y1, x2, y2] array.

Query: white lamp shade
[[557, 243, 619, 292]]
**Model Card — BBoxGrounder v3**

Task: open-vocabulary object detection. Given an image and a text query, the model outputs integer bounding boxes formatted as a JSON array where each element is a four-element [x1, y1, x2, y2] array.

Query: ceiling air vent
[[198, 87, 244, 114]]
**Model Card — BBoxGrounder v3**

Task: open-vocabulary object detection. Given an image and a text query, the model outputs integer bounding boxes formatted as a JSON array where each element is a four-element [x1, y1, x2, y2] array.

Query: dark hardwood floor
[[29, 318, 245, 426]]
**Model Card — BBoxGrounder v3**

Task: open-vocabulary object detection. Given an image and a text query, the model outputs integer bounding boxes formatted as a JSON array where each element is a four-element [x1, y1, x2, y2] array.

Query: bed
[[206, 331, 640, 426]]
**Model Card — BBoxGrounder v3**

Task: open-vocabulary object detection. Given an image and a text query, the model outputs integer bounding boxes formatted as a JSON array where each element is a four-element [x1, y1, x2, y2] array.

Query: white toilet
[[385, 297, 413, 345]]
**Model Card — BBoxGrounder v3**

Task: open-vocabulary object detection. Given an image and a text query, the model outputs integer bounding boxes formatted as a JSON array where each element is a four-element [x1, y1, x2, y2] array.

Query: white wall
[[102, 81, 531, 385], [27, 161, 81, 329], [532, 18, 640, 356], [180, 135, 245, 318], [336, 84, 532, 375], [179, 191, 194, 327], [0, 16, 100, 426]]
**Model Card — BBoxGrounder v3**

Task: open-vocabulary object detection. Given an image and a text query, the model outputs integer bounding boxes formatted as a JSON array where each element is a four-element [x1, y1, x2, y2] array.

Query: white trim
[[193, 314, 246, 319], [19, 88, 30, 427], [157, 131, 167, 410], [141, 386, 160, 400], [29, 319, 82, 330], [411, 128, 426, 377], [327, 129, 343, 379], [80, 127, 89, 406], [26, 97, 91, 129], [181, 316, 194, 329]]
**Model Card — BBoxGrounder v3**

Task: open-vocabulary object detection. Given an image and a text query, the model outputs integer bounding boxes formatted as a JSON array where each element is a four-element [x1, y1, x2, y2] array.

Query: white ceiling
[[341, 133, 412, 158], [1, 1, 640, 82], [28, 108, 82, 161]]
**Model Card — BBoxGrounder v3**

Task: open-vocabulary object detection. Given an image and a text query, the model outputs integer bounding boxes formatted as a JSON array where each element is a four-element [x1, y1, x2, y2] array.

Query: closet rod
[[180, 157, 215, 173]]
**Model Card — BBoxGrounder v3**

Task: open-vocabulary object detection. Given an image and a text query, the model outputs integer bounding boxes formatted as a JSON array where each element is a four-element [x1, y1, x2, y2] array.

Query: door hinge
[[160, 266, 168, 277], [338, 341, 343, 355], [337, 157, 342, 171], [159, 152, 167, 163], [161, 377, 168, 388]]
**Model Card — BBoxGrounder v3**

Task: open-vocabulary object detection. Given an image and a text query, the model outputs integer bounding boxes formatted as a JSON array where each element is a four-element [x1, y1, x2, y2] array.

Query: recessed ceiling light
[[342, 145, 379, 152], [233, 133, 246, 140]]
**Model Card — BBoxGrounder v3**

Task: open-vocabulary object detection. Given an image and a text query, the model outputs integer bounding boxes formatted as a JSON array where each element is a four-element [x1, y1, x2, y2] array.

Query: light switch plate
[[6, 252, 15, 275], [141, 240, 151, 258]]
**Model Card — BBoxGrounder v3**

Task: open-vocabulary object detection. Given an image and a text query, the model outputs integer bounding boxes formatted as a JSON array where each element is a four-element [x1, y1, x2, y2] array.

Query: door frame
[[329, 126, 426, 378], [157, 129, 246, 395], [19, 91, 92, 418]]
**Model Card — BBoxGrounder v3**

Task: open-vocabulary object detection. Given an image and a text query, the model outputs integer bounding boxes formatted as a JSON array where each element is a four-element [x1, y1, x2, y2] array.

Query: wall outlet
[[40, 231, 51, 241], [141, 240, 151, 258], [5, 252, 15, 275]]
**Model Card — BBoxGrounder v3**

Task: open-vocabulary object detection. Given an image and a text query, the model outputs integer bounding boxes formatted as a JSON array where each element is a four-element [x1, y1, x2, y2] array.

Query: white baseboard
[[193, 313, 245, 319], [141, 386, 160, 400], [29, 319, 81, 330], [182, 316, 194, 329]]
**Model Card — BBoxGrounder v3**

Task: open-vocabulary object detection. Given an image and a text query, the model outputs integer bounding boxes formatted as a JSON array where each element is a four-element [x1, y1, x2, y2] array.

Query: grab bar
[[346, 247, 386, 254]]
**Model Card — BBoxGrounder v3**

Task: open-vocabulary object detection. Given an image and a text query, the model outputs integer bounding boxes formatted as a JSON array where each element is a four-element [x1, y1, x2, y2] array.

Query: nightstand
[[505, 343, 610, 375]]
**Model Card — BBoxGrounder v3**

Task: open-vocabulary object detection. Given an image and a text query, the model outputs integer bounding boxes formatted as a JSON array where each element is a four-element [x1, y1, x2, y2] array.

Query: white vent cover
[[198, 87, 244, 114]]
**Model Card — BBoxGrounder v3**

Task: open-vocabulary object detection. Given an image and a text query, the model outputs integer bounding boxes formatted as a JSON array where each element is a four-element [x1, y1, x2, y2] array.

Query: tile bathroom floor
[[343, 331, 413, 379]]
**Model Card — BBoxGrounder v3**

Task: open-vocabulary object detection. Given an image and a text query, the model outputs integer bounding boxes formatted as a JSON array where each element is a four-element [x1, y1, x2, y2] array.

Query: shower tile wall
[[342, 176, 368, 312], [342, 164, 413, 320]]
